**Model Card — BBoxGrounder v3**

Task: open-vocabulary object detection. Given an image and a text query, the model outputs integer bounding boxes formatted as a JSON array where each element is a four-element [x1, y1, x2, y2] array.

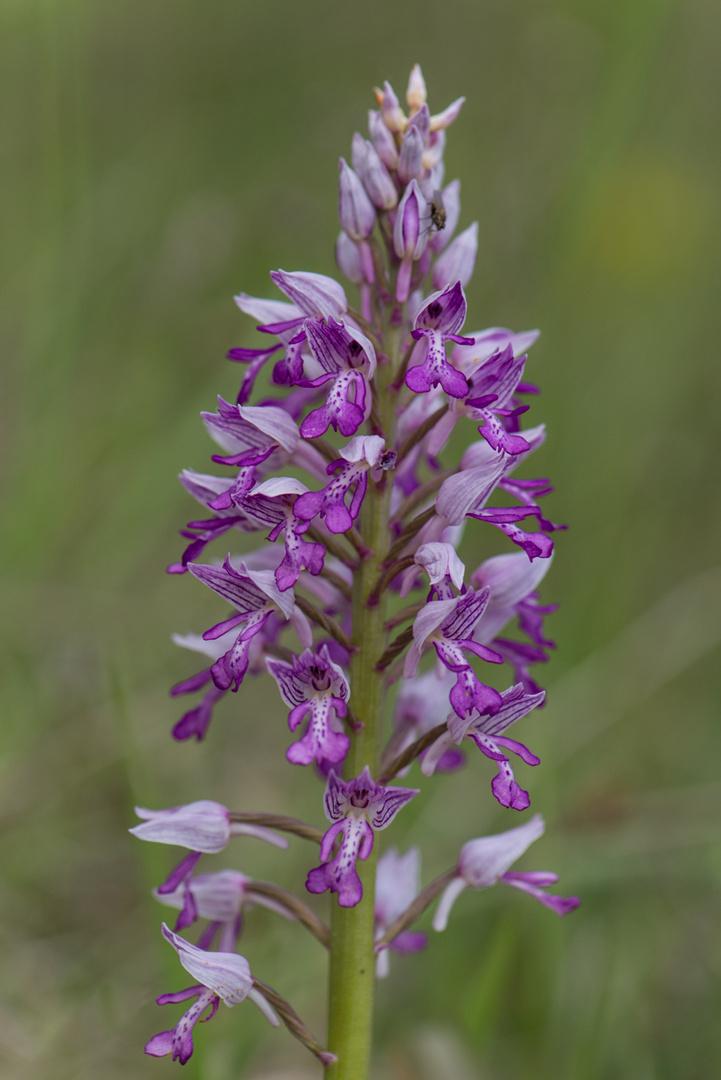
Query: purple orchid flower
[[421, 682, 544, 810], [188, 557, 312, 688], [169, 616, 282, 742], [374, 847, 427, 977], [299, 316, 376, 439], [294, 435, 392, 535], [404, 588, 505, 720], [435, 428, 561, 560], [145, 923, 278, 1065], [154, 869, 297, 927], [433, 815, 580, 931], [167, 469, 264, 573], [266, 645, 351, 766], [232, 270, 348, 398], [306, 769, 418, 907], [405, 282, 474, 398], [425, 326, 540, 456], [234, 476, 326, 591]]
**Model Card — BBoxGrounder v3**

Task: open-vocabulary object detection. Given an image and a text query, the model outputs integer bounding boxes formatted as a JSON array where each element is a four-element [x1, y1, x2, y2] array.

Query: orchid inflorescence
[[132, 65, 579, 1075]]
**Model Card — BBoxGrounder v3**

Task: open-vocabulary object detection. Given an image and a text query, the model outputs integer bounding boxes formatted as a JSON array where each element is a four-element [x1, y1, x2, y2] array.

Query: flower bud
[[393, 179, 429, 261], [406, 64, 427, 112], [379, 80, 406, 132], [352, 133, 397, 210], [338, 158, 376, 241], [423, 129, 446, 171], [410, 102, 430, 145], [335, 231, 364, 284], [397, 124, 425, 183], [429, 96, 466, 132], [432, 222, 478, 290], [368, 109, 398, 169]]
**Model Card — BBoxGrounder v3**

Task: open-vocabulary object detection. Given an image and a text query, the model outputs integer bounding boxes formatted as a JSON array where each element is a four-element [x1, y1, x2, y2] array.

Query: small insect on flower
[[428, 190, 447, 232]]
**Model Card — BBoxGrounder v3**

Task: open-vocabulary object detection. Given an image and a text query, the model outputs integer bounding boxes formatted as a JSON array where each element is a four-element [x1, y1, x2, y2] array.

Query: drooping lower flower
[[306, 769, 418, 907], [130, 801, 288, 928], [145, 923, 278, 1065], [433, 815, 580, 931], [154, 869, 297, 928]]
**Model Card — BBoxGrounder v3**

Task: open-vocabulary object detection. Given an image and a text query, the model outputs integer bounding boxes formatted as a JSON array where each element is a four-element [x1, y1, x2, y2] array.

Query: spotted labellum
[[132, 65, 578, 1075]]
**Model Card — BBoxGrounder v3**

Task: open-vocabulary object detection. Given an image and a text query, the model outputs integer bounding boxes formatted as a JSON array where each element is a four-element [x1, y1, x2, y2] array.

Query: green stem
[[325, 328, 399, 1079]]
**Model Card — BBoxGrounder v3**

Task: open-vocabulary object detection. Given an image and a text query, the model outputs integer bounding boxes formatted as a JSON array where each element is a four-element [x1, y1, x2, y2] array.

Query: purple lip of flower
[[145, 924, 278, 1065], [421, 683, 544, 811], [306, 769, 418, 908], [187, 557, 311, 689], [267, 645, 351, 767], [433, 816, 580, 932], [406, 282, 475, 398], [374, 847, 427, 977], [293, 435, 389, 535]]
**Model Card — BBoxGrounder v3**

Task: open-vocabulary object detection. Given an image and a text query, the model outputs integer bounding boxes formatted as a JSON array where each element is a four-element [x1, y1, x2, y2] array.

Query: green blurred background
[[2, 0, 720, 1077]]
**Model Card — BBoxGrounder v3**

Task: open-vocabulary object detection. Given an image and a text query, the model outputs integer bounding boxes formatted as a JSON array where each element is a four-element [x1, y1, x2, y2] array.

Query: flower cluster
[[132, 66, 578, 1071]]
